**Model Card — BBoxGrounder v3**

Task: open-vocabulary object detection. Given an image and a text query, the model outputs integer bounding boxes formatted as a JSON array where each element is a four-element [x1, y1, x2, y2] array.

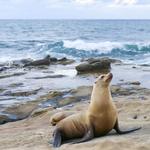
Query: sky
[[0, 0, 150, 19]]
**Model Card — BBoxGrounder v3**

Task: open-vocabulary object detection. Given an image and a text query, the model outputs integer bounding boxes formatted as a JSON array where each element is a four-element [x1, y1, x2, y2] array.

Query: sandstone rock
[[111, 85, 135, 96], [31, 107, 53, 117], [58, 96, 77, 106], [2, 102, 38, 124]]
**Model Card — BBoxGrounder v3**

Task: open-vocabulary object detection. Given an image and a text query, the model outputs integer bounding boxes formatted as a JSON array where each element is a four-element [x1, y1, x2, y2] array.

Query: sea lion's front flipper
[[53, 129, 62, 147], [114, 119, 141, 134], [71, 127, 94, 144]]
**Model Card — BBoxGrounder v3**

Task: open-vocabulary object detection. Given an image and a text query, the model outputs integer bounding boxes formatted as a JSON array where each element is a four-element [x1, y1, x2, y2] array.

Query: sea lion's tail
[[114, 119, 141, 134], [53, 129, 62, 147]]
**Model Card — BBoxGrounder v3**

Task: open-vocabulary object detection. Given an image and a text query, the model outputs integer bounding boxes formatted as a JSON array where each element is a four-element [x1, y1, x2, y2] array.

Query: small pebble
[[132, 66, 136, 69], [133, 115, 138, 119], [120, 79, 124, 82]]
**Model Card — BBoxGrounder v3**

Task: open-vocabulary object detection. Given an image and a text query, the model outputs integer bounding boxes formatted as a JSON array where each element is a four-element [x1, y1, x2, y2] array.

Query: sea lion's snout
[[106, 73, 113, 82], [108, 72, 113, 79]]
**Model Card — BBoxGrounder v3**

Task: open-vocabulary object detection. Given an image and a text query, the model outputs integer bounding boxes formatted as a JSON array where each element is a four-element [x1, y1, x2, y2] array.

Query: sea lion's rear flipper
[[53, 129, 62, 147], [71, 127, 94, 144], [114, 119, 141, 134]]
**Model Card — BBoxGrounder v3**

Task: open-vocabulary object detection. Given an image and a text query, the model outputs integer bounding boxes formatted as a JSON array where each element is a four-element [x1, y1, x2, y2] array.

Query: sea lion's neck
[[89, 85, 112, 112]]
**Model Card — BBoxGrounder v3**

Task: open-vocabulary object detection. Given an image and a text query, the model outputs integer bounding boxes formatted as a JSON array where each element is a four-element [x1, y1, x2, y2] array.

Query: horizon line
[[1, 18, 150, 20]]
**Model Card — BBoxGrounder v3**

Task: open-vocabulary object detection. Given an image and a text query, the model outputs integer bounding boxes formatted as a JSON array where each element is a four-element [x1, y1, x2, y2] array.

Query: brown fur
[[52, 73, 141, 147], [55, 73, 117, 138], [50, 111, 75, 126]]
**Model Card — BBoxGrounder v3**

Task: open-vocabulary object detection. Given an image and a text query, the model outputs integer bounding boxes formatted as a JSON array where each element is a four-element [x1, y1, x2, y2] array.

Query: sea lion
[[52, 73, 141, 147]]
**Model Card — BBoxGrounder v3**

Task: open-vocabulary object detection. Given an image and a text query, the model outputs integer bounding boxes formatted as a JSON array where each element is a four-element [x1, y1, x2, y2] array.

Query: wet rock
[[58, 96, 77, 106], [30, 107, 53, 117], [111, 86, 121, 93], [57, 86, 93, 107], [76, 57, 118, 73], [58, 57, 75, 65], [111, 85, 135, 96], [0, 72, 26, 79], [118, 81, 141, 86], [0, 114, 12, 124], [49, 91, 63, 97], [37, 91, 63, 101], [50, 57, 57, 62], [142, 69, 150, 72], [2, 90, 12, 95], [8, 83, 24, 88], [59, 57, 67, 61], [139, 96, 147, 100], [120, 79, 124, 82], [76, 62, 110, 73], [30, 74, 66, 79], [86, 57, 122, 64], [0, 101, 38, 124], [24, 55, 75, 67], [70, 86, 92, 98], [4, 88, 41, 97], [12, 58, 33, 67], [37, 86, 92, 108], [24, 55, 51, 67], [0, 88, 6, 94], [0, 66, 8, 72], [42, 70, 54, 73], [140, 64, 150, 67], [132, 66, 137, 69], [128, 81, 141, 85]]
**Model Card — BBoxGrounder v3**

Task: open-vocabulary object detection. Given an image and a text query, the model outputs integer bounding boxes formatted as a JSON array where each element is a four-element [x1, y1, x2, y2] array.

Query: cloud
[[0, 0, 150, 19], [114, 0, 137, 5], [74, 0, 96, 5]]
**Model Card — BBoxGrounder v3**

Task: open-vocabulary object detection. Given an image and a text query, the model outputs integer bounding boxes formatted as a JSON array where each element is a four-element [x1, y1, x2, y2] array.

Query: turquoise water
[[0, 20, 150, 64]]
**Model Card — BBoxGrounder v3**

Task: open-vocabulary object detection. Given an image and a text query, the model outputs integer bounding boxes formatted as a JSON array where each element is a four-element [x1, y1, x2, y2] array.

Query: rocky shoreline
[[0, 87, 149, 150], [0, 56, 150, 149], [0, 56, 115, 124]]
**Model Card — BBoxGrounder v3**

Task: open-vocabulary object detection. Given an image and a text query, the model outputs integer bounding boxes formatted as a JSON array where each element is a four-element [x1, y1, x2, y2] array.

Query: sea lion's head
[[95, 73, 113, 87]]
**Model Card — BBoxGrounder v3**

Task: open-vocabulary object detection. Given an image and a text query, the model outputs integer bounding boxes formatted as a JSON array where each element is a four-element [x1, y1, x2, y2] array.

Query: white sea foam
[[63, 39, 123, 53]]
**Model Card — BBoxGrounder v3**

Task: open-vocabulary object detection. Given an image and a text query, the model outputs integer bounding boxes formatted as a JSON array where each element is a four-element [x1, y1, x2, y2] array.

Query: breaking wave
[[0, 39, 150, 64]]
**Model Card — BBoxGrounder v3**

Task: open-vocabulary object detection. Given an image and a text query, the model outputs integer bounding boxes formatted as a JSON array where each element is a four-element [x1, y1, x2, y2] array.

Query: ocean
[[0, 19, 150, 64], [0, 20, 150, 124]]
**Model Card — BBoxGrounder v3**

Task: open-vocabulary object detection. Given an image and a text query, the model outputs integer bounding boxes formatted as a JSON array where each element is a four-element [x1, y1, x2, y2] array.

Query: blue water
[[0, 20, 150, 64]]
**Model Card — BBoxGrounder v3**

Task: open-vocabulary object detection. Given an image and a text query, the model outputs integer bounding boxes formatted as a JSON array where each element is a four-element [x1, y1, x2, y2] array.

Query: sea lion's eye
[[101, 75, 104, 79]]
